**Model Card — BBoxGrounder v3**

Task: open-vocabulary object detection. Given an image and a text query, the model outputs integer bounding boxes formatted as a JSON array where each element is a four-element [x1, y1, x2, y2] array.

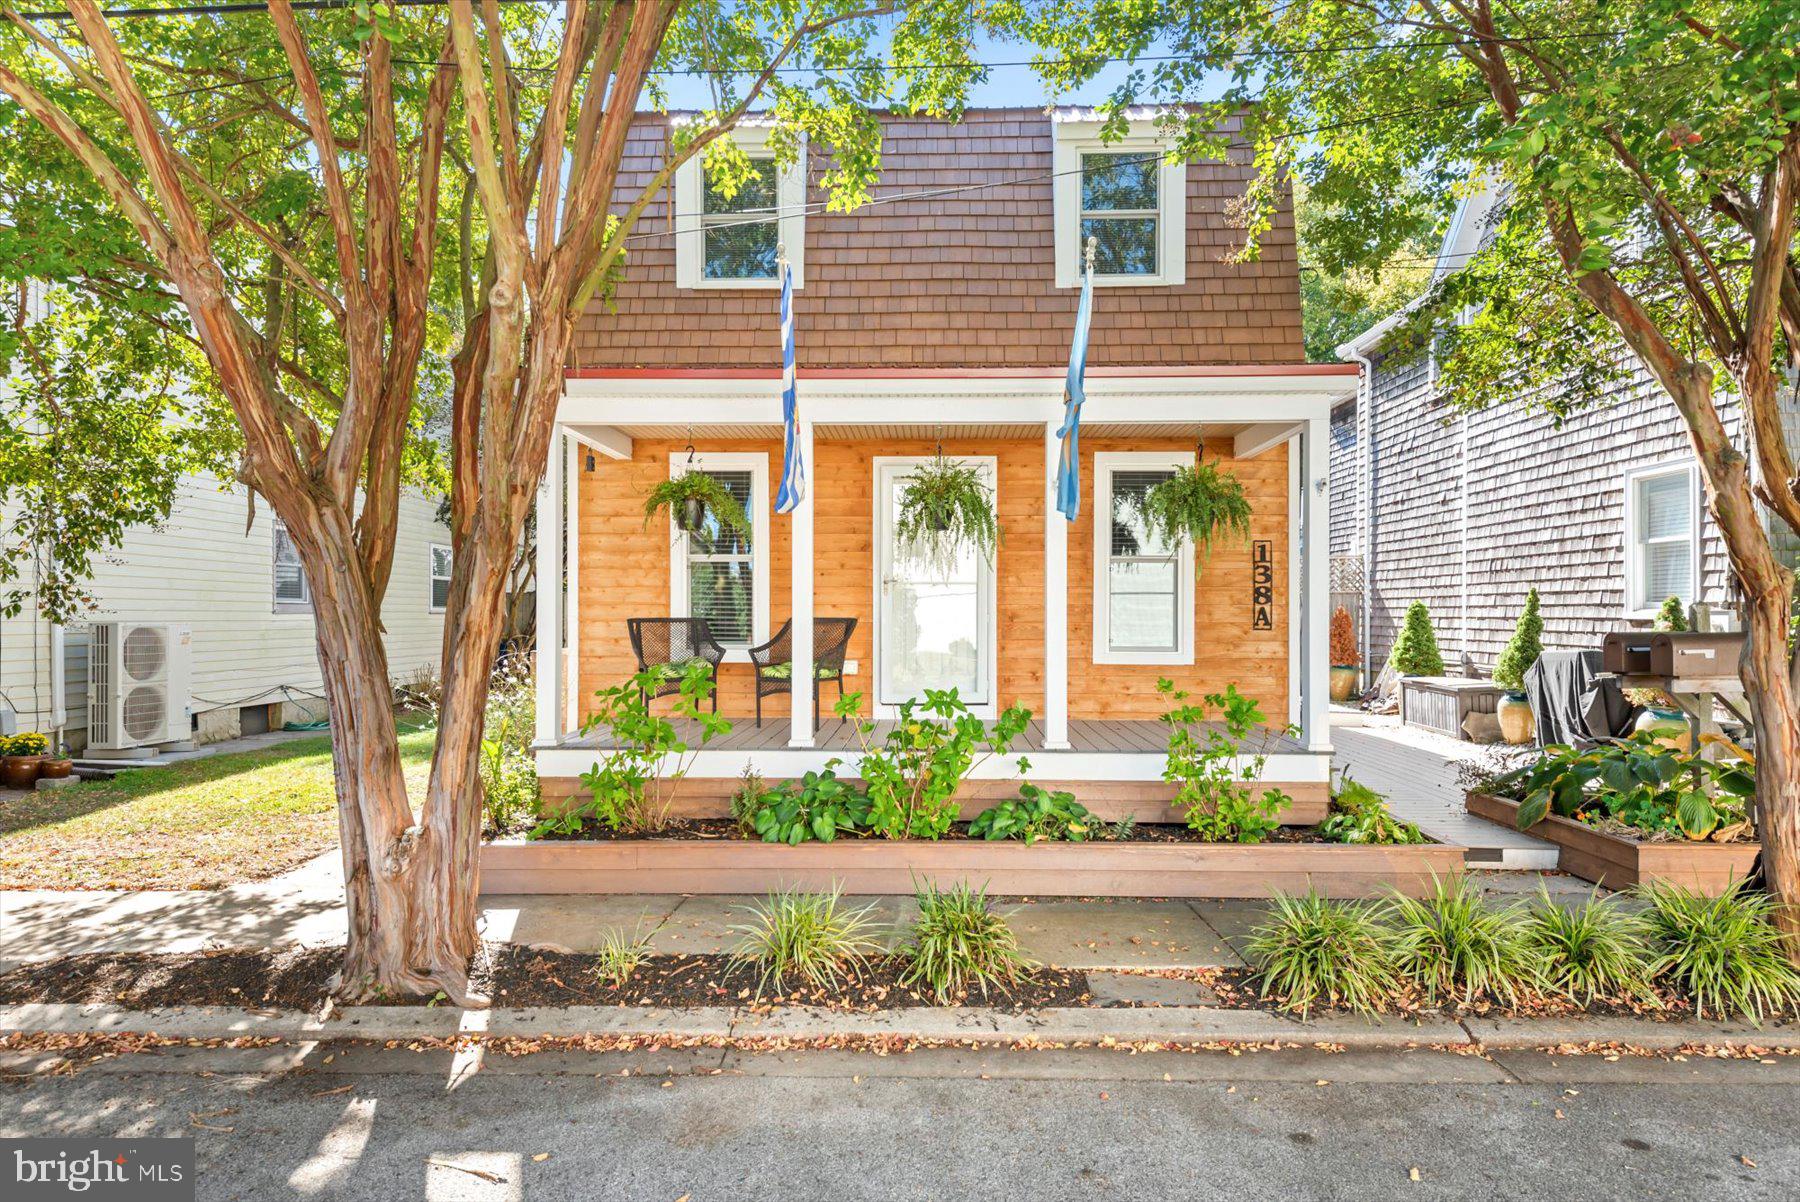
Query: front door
[[873, 458, 997, 716]]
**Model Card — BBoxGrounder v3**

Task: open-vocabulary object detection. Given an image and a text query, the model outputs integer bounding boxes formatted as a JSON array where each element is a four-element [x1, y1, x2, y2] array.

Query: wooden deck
[[560, 716, 1310, 756]]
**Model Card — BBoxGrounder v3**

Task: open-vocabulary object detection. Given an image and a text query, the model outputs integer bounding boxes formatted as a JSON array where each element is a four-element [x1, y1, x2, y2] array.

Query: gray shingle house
[[1330, 184, 1798, 681]]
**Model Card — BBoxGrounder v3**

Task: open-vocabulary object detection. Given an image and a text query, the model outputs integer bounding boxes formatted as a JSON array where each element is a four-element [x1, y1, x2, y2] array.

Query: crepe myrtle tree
[[1020, 0, 1800, 948], [0, 0, 1003, 1001]]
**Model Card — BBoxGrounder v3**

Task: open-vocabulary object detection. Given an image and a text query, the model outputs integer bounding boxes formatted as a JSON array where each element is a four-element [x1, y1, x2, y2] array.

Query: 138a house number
[[1251, 540, 1274, 631]]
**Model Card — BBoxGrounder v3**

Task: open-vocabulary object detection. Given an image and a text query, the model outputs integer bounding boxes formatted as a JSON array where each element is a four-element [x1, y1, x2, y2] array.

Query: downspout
[[1346, 345, 1376, 689]]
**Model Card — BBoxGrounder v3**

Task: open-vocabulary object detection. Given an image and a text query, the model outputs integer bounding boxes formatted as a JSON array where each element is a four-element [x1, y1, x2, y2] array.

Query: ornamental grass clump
[[1246, 892, 1402, 1016], [1520, 889, 1656, 1006], [592, 926, 654, 990], [1639, 880, 1800, 1021], [1386, 874, 1533, 1004], [900, 880, 1033, 1003], [730, 886, 884, 997]]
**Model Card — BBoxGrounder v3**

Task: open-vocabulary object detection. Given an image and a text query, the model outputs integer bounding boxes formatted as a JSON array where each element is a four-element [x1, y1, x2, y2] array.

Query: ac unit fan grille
[[122, 685, 168, 742], [122, 626, 168, 681]]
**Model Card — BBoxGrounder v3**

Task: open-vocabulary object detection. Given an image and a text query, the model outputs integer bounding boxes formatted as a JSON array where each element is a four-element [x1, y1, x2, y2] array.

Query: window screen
[[686, 470, 755, 644], [1106, 469, 1178, 652]]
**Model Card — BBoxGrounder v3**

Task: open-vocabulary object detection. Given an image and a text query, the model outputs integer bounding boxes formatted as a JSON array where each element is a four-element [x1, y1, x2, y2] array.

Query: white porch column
[[1042, 421, 1070, 749], [534, 430, 564, 746], [563, 437, 582, 728], [788, 419, 815, 746], [1301, 415, 1332, 751]]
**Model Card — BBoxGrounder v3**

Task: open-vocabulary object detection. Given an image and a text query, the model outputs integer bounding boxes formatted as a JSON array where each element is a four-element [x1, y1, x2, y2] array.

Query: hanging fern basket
[[1136, 461, 1252, 571], [642, 472, 753, 543], [894, 456, 1000, 579]]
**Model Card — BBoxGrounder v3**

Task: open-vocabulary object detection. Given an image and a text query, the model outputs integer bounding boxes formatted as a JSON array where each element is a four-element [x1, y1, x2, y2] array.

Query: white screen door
[[874, 458, 997, 715]]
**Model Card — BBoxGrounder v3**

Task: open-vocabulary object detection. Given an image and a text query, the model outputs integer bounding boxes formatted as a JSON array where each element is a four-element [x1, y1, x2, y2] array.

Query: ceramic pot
[[1, 755, 43, 789], [1634, 706, 1693, 753], [37, 758, 73, 781], [677, 496, 707, 534], [1329, 665, 1360, 702], [1496, 692, 1535, 746]]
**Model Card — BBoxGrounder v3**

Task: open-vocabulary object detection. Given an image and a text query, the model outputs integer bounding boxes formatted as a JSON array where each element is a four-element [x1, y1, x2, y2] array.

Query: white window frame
[[1093, 451, 1195, 665], [428, 543, 452, 613], [271, 518, 312, 615], [1622, 459, 1701, 619], [673, 124, 806, 290], [1052, 118, 1187, 289], [667, 451, 770, 662]]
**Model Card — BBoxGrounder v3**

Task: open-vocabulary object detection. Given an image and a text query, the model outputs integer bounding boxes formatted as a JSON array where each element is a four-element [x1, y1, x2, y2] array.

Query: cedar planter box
[[1466, 791, 1760, 893], [480, 837, 1464, 899]]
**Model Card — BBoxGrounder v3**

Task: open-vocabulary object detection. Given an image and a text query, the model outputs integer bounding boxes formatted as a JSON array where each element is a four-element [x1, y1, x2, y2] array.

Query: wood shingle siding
[[574, 109, 1303, 370]]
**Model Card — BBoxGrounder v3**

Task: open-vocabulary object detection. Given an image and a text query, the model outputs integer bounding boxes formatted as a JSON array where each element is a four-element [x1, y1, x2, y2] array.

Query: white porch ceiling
[[602, 420, 1259, 442]]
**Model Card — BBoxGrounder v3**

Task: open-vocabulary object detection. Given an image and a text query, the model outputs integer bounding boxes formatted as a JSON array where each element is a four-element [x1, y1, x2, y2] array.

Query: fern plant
[[1136, 461, 1252, 568], [894, 457, 999, 578], [1492, 588, 1544, 693], [642, 472, 752, 541]]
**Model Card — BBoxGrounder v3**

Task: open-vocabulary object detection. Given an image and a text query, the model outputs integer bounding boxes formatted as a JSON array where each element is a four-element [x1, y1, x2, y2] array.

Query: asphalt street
[[5, 1041, 1798, 1200]]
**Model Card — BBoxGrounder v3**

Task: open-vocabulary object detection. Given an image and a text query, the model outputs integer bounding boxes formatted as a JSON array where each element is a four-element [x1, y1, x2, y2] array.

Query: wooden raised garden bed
[[480, 836, 1464, 899], [1466, 791, 1759, 893]]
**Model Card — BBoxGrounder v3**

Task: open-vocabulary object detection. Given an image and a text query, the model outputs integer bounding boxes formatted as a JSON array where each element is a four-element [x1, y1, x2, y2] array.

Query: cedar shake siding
[[1328, 398, 1359, 558], [1341, 352, 1750, 674], [574, 108, 1303, 370]]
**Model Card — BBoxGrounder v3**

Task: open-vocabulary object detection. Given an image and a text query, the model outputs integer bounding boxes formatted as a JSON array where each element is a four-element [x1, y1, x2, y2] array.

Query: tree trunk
[[1739, 559, 1800, 946]]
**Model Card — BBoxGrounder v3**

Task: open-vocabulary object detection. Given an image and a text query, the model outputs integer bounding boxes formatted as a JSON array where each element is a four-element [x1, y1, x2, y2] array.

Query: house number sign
[[1251, 540, 1274, 631]]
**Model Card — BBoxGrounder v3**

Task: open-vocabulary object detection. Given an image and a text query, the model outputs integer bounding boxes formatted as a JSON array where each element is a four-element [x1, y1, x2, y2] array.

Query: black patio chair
[[626, 618, 727, 713], [748, 617, 858, 728]]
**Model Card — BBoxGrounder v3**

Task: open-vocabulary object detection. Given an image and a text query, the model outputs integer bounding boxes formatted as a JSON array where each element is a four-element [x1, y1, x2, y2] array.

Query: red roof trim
[[565, 364, 1359, 380]]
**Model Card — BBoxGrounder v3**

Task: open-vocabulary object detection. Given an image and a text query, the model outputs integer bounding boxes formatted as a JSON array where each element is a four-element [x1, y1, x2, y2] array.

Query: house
[[1331, 183, 1800, 681], [529, 107, 1355, 818], [0, 473, 451, 751]]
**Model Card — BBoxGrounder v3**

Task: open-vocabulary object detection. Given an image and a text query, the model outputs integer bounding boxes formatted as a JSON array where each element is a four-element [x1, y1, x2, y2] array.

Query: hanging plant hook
[[684, 423, 696, 464], [934, 422, 944, 462]]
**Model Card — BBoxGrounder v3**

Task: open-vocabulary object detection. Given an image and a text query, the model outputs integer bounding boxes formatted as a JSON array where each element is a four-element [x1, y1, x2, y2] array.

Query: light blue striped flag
[[774, 256, 805, 513], [1054, 252, 1096, 521]]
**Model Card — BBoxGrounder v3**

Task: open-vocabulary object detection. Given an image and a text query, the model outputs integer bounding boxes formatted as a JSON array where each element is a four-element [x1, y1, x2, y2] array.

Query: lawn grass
[[0, 727, 436, 891]]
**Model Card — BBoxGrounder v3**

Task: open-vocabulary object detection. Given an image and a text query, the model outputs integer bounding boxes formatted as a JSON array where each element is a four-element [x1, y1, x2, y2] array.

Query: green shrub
[[1654, 596, 1688, 632], [843, 689, 1030, 839], [479, 659, 539, 836], [1321, 774, 1425, 845], [1246, 892, 1402, 1016], [730, 886, 883, 997], [1386, 875, 1533, 1003], [1640, 881, 1800, 1021], [1387, 601, 1445, 676], [900, 880, 1033, 1003], [1491, 588, 1544, 692], [968, 781, 1094, 844], [745, 762, 870, 844], [1521, 889, 1656, 1005], [1156, 680, 1291, 841], [592, 927, 653, 990]]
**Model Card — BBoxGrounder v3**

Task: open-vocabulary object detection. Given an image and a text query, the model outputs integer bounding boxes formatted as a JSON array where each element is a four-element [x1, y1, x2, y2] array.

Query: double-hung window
[[1625, 462, 1699, 616], [1051, 114, 1187, 288], [668, 453, 770, 655], [429, 544, 452, 612], [1093, 452, 1194, 664], [673, 125, 806, 290], [272, 519, 311, 613]]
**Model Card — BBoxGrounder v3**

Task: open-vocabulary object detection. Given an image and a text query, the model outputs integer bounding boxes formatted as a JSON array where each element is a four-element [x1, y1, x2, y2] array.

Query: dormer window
[[1052, 114, 1187, 288], [673, 125, 807, 290]]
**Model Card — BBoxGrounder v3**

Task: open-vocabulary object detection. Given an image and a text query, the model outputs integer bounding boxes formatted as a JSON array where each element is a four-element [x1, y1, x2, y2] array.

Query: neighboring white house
[[0, 471, 451, 751]]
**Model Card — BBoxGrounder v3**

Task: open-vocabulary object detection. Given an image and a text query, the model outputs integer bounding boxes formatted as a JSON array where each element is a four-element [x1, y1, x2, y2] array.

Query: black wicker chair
[[626, 618, 727, 713], [748, 617, 858, 728]]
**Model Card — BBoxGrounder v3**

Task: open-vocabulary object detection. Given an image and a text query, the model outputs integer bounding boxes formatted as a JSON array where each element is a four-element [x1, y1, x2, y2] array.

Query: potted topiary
[[1387, 601, 1445, 677], [1329, 605, 1361, 702], [2, 731, 50, 789], [1491, 588, 1543, 745], [1137, 460, 1252, 570], [1632, 594, 1692, 749], [643, 472, 753, 541], [894, 455, 1000, 578]]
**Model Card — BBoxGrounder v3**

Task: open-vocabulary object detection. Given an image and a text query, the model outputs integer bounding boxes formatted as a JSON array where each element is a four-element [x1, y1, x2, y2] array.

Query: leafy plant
[[1385, 875, 1533, 1003], [730, 885, 884, 997], [1387, 601, 1445, 676], [1329, 605, 1359, 667], [1135, 460, 1252, 566], [1654, 596, 1689, 633], [893, 456, 999, 578], [593, 927, 654, 990], [1521, 889, 1656, 1006], [1640, 881, 1800, 1022], [1321, 774, 1424, 845], [1491, 588, 1543, 693], [1156, 680, 1290, 841], [746, 761, 871, 844], [729, 767, 766, 837], [900, 880, 1033, 1003], [969, 779, 1094, 844], [478, 658, 540, 836], [3, 731, 48, 757], [642, 471, 752, 542], [1246, 892, 1403, 1016], [842, 689, 1030, 839], [1492, 733, 1752, 842], [533, 662, 731, 837]]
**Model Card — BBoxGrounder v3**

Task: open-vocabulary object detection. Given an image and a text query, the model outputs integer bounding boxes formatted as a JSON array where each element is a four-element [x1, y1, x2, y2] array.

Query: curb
[[5, 1002, 1792, 1052]]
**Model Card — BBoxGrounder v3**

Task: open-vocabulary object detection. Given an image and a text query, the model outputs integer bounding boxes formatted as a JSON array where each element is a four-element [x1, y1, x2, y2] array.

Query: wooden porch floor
[[561, 716, 1311, 756]]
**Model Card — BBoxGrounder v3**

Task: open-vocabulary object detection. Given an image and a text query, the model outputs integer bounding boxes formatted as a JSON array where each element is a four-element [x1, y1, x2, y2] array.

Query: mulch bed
[[536, 819, 1333, 844], [0, 945, 1088, 1013]]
